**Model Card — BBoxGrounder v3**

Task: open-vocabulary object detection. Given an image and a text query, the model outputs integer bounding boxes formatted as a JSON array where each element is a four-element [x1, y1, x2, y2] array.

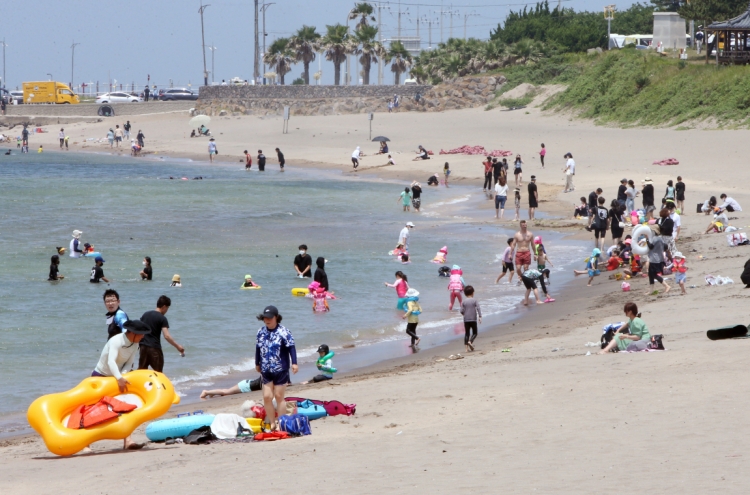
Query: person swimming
[[170, 274, 182, 287], [242, 274, 259, 288]]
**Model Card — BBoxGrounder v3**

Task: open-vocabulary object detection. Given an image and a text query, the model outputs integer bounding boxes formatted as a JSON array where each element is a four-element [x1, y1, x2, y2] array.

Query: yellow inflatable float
[[291, 288, 309, 296], [27, 370, 180, 456]]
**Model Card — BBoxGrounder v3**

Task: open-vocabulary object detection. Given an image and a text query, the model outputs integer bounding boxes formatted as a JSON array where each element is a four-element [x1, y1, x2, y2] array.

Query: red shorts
[[515, 251, 531, 267]]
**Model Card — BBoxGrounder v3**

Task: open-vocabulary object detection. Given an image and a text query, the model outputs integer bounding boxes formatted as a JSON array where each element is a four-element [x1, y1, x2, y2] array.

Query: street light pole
[[207, 44, 216, 83], [199, 2, 210, 87], [261, 2, 275, 83], [463, 11, 479, 40], [1, 39, 6, 88], [71, 41, 80, 90], [604, 5, 616, 50], [254, 0, 260, 83]]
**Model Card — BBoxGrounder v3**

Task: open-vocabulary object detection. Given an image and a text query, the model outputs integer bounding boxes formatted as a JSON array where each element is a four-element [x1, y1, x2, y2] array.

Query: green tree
[[352, 25, 386, 85], [650, 0, 686, 12], [263, 38, 293, 85], [679, 0, 747, 23], [349, 2, 375, 29], [289, 25, 321, 85], [388, 41, 413, 85], [321, 24, 350, 86]]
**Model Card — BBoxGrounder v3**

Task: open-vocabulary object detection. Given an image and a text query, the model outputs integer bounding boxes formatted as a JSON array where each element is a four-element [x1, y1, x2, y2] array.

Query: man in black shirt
[[22, 126, 29, 146], [138, 295, 184, 372], [90, 256, 110, 283], [586, 188, 602, 229], [411, 181, 422, 212], [492, 158, 502, 186], [642, 178, 655, 219], [257, 150, 266, 171], [275, 147, 285, 171], [294, 244, 313, 278], [140, 256, 153, 280], [527, 175, 539, 221], [617, 178, 628, 208]]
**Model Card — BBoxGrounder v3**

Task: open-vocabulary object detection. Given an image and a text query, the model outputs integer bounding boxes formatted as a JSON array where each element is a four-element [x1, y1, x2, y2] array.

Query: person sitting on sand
[[377, 141, 389, 154], [385, 154, 396, 166], [413, 145, 430, 161], [200, 376, 262, 399], [301, 345, 337, 384], [574, 248, 601, 286], [190, 129, 196, 138], [599, 302, 651, 353], [705, 211, 729, 234], [427, 173, 440, 186], [701, 196, 717, 214], [242, 274, 259, 288], [573, 197, 589, 218]]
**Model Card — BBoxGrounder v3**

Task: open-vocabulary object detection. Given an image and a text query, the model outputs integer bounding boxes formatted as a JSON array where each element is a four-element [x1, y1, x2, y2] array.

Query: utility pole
[[463, 11, 479, 40], [440, 1, 444, 43], [199, 2, 210, 87], [449, 7, 459, 39], [604, 5, 615, 50], [1, 39, 6, 88], [261, 2, 275, 83], [254, 0, 260, 84], [378, 2, 382, 86], [70, 41, 80, 91]]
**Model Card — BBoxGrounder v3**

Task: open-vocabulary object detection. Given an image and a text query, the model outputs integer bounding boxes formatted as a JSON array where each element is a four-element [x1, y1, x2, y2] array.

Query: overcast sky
[[0, 0, 641, 90]]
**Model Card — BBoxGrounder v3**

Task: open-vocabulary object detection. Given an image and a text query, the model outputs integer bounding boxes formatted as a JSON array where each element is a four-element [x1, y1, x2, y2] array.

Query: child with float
[[302, 344, 337, 384], [447, 265, 466, 311], [401, 288, 422, 347]]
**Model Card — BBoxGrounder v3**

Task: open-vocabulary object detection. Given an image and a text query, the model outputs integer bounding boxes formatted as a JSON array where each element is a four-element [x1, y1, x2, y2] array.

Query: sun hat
[[245, 274, 252, 279], [533, 236, 542, 244], [592, 248, 601, 257], [673, 252, 685, 259], [406, 222, 415, 227], [94, 256, 105, 263], [405, 288, 420, 297], [439, 246, 448, 253], [642, 177, 653, 184], [72, 230, 82, 238], [172, 274, 181, 282], [123, 320, 151, 335]]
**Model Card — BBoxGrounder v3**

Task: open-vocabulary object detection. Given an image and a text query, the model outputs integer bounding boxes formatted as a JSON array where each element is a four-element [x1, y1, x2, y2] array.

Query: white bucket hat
[[72, 230, 82, 238], [405, 288, 419, 297]]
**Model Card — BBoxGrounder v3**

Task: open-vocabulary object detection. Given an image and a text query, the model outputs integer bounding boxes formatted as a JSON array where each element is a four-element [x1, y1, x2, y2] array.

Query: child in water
[[495, 238, 516, 284], [399, 187, 412, 212], [242, 274, 259, 288], [431, 246, 448, 264], [447, 265, 465, 311], [400, 253, 411, 264], [385, 271, 410, 310], [533, 236, 554, 285], [401, 288, 421, 347], [312, 286, 331, 312]]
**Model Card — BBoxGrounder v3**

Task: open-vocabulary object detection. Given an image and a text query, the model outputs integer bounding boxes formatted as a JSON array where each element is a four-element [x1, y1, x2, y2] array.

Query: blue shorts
[[238, 379, 253, 393], [588, 269, 601, 277], [675, 272, 686, 284], [261, 370, 290, 386]]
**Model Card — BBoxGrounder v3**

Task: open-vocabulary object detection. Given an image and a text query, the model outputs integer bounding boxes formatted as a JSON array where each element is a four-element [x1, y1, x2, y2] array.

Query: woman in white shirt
[[495, 176, 509, 219], [625, 179, 637, 214]]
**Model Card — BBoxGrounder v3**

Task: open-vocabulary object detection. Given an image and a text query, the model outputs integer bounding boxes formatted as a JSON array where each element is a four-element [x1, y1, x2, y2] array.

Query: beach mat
[[706, 325, 748, 341]]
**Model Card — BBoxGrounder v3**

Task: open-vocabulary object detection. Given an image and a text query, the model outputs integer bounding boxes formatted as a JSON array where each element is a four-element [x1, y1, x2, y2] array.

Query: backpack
[[647, 334, 665, 350], [278, 414, 311, 436], [184, 425, 216, 444]]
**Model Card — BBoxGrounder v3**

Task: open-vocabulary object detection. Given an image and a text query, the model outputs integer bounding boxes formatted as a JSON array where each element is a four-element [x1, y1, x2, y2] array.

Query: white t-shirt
[[94, 333, 139, 380], [495, 183, 508, 196], [399, 227, 410, 247], [721, 197, 742, 212], [69, 238, 82, 258], [670, 212, 681, 238], [566, 158, 576, 175]]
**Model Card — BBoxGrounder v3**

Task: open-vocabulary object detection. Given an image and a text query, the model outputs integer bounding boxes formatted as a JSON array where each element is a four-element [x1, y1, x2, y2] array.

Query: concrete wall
[[3, 101, 194, 118], [654, 12, 687, 50], [198, 84, 432, 100]]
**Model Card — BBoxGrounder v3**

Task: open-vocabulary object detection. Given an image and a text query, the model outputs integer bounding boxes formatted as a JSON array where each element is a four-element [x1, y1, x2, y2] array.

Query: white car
[[96, 92, 142, 103]]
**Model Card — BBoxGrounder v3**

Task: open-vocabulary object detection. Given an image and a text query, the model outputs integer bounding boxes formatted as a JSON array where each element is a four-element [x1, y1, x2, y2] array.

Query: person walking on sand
[[512, 187, 521, 221], [513, 154, 524, 187], [401, 288, 422, 348], [208, 138, 217, 163], [137, 130, 145, 148], [399, 187, 412, 212], [483, 156, 493, 192], [514, 220, 534, 280], [59, 128, 65, 149], [539, 143, 546, 168], [642, 178, 656, 220], [645, 226, 671, 296], [492, 157, 503, 186], [123, 120, 131, 140], [107, 129, 115, 148], [528, 175, 538, 221], [138, 295, 185, 372], [495, 176, 508, 219], [352, 146, 362, 169], [460, 285, 481, 352], [244, 150, 253, 170], [563, 152, 575, 193], [114, 125, 123, 148], [255, 305, 298, 432], [275, 148, 285, 171]]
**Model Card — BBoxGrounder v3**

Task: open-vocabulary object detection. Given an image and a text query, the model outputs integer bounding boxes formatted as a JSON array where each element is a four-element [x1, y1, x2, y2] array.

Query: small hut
[[707, 2, 750, 64]]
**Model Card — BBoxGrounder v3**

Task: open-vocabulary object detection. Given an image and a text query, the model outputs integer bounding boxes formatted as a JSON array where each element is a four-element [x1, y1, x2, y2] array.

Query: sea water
[[0, 151, 588, 433]]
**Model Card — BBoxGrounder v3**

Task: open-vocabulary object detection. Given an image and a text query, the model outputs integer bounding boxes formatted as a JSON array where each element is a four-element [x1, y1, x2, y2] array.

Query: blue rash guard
[[255, 324, 297, 374], [106, 308, 129, 341]]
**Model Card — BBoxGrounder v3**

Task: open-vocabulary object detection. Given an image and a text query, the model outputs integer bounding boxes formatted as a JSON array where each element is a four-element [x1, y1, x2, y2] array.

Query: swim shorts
[[261, 370, 291, 386], [529, 198, 538, 208], [594, 228, 607, 239], [521, 276, 537, 290], [502, 261, 514, 273], [138, 345, 164, 372], [237, 377, 261, 393], [588, 269, 601, 277], [515, 250, 531, 267], [537, 264, 546, 271], [675, 272, 687, 284]]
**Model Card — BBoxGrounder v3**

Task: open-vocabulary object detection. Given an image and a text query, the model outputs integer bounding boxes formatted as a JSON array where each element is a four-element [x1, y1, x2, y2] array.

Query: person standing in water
[[208, 138, 217, 163], [140, 256, 152, 281], [138, 295, 185, 372], [294, 245, 313, 278], [514, 220, 534, 280], [411, 181, 422, 212], [49, 255, 64, 281], [399, 187, 412, 212], [275, 148, 285, 171], [257, 150, 266, 171], [399, 222, 414, 251], [313, 257, 329, 291], [255, 305, 298, 431], [244, 150, 253, 170], [70, 230, 84, 258], [401, 288, 421, 347], [90, 256, 110, 284]]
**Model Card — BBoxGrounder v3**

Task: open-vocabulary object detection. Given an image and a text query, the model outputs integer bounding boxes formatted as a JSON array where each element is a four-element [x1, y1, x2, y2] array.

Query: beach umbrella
[[189, 115, 211, 128], [371, 136, 390, 142]]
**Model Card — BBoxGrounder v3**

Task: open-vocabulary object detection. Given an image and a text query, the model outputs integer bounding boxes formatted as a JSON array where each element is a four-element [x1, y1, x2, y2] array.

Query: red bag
[[250, 405, 266, 419]]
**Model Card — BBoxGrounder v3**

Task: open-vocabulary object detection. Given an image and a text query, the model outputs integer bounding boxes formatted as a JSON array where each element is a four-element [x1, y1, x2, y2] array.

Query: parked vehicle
[[159, 88, 199, 101], [10, 91, 24, 104], [96, 92, 142, 104], [22, 82, 79, 104]]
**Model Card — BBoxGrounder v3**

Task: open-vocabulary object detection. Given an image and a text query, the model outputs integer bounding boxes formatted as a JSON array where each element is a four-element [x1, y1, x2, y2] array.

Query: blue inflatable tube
[[145, 414, 215, 441], [84, 252, 101, 258], [296, 403, 327, 421]]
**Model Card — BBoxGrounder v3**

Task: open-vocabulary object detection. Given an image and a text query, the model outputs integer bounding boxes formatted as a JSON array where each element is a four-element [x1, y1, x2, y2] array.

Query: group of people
[[243, 148, 285, 171]]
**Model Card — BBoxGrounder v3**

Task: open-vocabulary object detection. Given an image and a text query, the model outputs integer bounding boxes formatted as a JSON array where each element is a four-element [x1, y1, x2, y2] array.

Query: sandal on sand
[[544, 297, 555, 303]]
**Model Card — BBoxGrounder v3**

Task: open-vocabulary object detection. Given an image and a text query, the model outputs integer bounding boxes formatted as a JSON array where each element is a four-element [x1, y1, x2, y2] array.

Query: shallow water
[[0, 151, 588, 433]]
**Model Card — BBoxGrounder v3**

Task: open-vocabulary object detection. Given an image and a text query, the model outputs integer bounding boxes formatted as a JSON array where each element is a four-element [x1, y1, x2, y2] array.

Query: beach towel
[[652, 158, 679, 166], [210, 414, 253, 439]]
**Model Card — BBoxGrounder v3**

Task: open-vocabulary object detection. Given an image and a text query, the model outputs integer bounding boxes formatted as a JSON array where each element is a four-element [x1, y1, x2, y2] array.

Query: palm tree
[[321, 24, 350, 86], [388, 41, 413, 85], [349, 2, 375, 29], [510, 39, 543, 65], [263, 38, 293, 85], [352, 25, 386, 85], [289, 25, 321, 85]]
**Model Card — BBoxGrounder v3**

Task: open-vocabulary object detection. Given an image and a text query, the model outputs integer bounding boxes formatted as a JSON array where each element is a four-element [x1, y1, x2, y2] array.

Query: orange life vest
[[66, 396, 137, 429]]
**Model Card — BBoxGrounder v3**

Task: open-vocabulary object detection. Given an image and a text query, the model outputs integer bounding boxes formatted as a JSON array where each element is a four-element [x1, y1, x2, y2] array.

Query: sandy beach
[[3, 100, 750, 493]]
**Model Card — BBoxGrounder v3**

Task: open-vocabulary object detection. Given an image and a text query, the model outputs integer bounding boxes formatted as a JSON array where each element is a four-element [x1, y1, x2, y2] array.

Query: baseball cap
[[621, 178, 627, 183], [530, 175, 536, 180], [95, 256, 105, 263], [406, 222, 415, 227], [123, 320, 150, 335], [258, 305, 279, 320]]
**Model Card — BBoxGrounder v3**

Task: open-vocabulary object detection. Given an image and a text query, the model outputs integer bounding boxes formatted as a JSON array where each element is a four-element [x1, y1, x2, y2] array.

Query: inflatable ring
[[240, 285, 262, 290], [84, 252, 101, 258], [291, 288, 309, 296], [27, 370, 180, 456], [631, 225, 653, 256]]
